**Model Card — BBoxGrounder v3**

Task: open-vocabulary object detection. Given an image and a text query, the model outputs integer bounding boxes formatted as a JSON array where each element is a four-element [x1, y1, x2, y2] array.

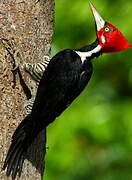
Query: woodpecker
[[3, 2, 131, 179]]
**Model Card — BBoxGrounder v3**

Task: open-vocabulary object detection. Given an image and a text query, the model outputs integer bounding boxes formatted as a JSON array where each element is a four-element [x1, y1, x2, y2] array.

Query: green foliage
[[44, 0, 132, 179]]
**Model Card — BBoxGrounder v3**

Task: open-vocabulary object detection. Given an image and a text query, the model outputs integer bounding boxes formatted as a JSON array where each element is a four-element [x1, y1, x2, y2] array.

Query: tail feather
[[4, 141, 21, 171], [18, 154, 25, 177], [3, 116, 30, 179], [11, 150, 24, 179], [7, 148, 23, 178]]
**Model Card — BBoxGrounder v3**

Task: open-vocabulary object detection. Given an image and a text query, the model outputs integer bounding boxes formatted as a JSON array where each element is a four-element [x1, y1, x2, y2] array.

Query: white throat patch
[[75, 45, 101, 63], [101, 35, 106, 44]]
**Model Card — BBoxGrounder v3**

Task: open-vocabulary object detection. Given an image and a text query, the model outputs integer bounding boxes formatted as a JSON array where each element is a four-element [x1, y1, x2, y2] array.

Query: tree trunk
[[0, 0, 54, 179]]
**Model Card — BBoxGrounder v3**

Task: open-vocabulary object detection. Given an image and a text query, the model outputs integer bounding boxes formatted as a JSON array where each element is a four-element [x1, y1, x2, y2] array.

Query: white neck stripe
[[74, 45, 101, 63]]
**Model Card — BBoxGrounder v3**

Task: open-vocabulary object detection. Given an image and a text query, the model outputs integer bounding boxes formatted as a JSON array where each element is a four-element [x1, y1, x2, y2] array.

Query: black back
[[30, 49, 93, 130]]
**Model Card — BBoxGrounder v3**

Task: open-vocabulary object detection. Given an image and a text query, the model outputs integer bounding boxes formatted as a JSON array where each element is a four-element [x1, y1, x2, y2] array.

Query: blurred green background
[[44, 0, 132, 180]]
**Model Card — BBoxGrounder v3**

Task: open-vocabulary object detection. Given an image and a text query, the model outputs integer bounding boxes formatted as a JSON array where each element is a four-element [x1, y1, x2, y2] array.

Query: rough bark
[[0, 0, 54, 179]]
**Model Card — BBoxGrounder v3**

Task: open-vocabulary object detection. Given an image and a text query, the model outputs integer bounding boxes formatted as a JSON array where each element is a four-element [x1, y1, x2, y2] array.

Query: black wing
[[30, 49, 93, 129], [30, 50, 83, 126]]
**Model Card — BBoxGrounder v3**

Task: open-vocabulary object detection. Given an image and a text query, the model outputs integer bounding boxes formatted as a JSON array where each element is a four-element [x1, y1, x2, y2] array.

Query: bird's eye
[[104, 27, 110, 32]]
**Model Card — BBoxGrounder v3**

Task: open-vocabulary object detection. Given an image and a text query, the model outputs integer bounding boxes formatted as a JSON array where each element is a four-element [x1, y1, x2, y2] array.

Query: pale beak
[[89, 2, 105, 31]]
